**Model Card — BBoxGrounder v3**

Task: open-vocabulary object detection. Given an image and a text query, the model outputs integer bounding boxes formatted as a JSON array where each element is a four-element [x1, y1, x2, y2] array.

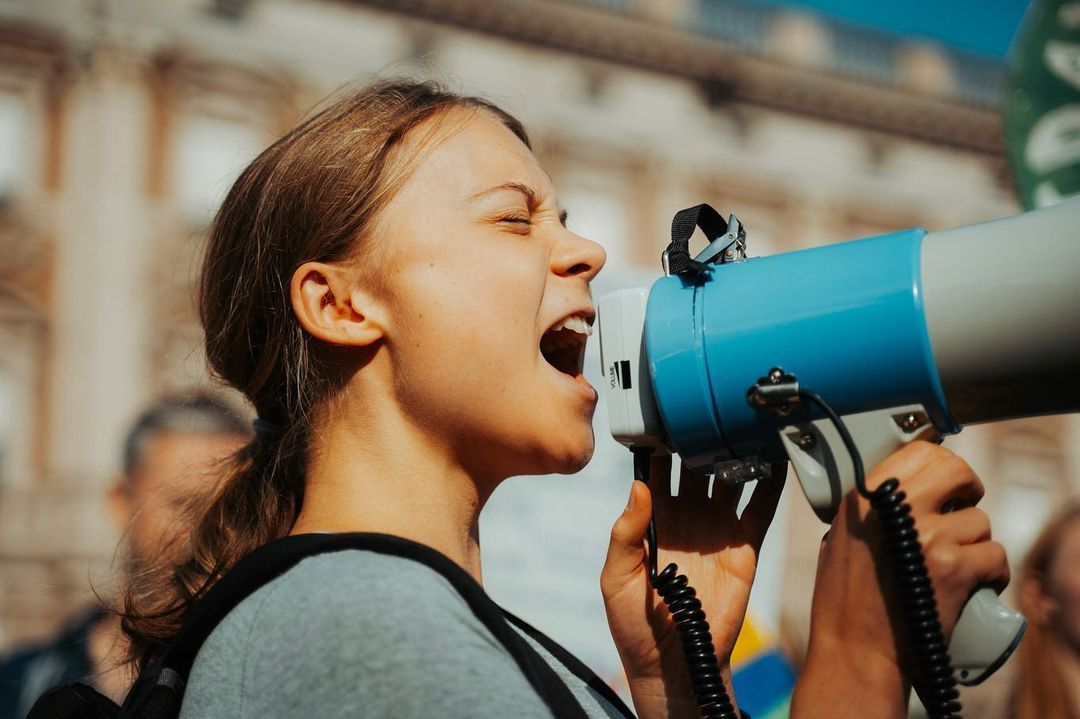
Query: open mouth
[[539, 314, 593, 380]]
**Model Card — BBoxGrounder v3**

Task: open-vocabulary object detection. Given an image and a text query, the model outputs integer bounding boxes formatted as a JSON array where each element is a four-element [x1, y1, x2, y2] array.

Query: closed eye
[[498, 214, 532, 227]]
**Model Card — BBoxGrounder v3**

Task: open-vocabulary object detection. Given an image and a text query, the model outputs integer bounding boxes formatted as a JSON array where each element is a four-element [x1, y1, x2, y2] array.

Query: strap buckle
[[662, 203, 748, 277]]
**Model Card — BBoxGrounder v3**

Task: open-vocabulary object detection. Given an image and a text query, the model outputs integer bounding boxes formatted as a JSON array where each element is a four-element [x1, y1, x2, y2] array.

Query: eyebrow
[[471, 181, 539, 205], [470, 181, 569, 226]]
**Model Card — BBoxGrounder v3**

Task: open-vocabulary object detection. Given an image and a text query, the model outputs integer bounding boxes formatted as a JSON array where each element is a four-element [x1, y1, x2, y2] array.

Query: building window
[[0, 92, 29, 207], [171, 114, 264, 226]]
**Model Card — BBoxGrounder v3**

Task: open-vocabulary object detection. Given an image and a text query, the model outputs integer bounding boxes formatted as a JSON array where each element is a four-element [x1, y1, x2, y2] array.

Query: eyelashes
[[497, 214, 532, 226], [496, 213, 533, 233]]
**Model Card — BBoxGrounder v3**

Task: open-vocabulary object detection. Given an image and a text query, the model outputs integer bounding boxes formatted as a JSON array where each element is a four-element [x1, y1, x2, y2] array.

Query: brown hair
[[121, 80, 528, 668], [1012, 502, 1080, 719]]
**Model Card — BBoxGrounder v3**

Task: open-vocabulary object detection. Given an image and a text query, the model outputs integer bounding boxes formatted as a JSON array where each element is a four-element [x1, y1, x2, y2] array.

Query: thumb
[[602, 481, 653, 597]]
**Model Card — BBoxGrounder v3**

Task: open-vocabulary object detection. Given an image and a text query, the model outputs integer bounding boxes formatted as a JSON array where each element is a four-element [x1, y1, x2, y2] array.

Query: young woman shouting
[[122, 81, 1009, 719]]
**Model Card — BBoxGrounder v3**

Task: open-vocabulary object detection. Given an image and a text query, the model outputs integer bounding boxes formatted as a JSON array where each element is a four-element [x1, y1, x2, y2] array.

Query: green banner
[[1004, 0, 1080, 209]]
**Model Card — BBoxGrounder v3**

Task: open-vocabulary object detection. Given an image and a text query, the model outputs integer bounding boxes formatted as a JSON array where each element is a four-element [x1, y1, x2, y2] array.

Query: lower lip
[[545, 361, 598, 403]]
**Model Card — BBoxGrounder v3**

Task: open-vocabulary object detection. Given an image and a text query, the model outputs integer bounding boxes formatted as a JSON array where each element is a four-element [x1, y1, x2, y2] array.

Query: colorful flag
[[731, 612, 796, 719]]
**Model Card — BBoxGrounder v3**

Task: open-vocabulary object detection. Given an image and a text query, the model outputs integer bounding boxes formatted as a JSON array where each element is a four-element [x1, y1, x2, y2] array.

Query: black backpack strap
[[26, 682, 120, 719], [503, 611, 636, 718], [128, 533, 589, 719]]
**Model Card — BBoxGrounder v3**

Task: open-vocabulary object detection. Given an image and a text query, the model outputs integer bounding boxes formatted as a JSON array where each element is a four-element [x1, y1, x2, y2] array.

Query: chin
[[546, 431, 596, 474]]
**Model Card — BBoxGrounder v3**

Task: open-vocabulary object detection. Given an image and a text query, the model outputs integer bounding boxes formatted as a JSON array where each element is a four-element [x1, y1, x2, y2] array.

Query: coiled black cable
[[632, 448, 740, 719], [797, 389, 962, 719]]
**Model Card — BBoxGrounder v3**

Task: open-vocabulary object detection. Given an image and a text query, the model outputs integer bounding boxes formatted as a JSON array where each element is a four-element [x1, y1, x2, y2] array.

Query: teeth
[[553, 314, 593, 336], [543, 330, 581, 349]]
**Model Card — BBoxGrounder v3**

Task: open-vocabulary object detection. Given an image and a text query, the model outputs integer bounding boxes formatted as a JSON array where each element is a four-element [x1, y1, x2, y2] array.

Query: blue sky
[[746, 0, 1032, 57]]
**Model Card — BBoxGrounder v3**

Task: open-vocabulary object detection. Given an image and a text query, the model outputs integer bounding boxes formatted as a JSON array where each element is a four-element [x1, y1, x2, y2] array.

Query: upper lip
[[543, 306, 596, 335]]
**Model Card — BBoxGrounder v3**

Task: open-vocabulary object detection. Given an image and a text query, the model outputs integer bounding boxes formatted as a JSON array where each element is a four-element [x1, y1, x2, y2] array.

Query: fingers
[[869, 441, 985, 514], [918, 508, 1009, 636], [601, 482, 653, 600], [918, 507, 991, 547], [926, 539, 1011, 600], [962, 540, 1011, 593], [906, 453, 985, 514], [867, 440, 940, 492]]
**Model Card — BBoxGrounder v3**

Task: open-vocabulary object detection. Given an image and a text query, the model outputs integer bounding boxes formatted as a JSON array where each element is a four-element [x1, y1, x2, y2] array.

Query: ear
[[290, 261, 386, 347], [106, 477, 134, 535], [1019, 575, 1058, 625]]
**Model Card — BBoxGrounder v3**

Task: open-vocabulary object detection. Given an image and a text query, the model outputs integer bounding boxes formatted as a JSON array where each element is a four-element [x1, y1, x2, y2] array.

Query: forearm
[[791, 640, 910, 719]]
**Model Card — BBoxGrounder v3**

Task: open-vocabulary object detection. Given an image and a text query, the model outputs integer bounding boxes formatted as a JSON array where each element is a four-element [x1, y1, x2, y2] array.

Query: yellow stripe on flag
[[731, 611, 772, 666]]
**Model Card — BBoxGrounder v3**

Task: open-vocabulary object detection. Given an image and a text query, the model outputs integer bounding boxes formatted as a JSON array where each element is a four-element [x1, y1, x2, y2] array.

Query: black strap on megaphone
[[665, 203, 728, 276]]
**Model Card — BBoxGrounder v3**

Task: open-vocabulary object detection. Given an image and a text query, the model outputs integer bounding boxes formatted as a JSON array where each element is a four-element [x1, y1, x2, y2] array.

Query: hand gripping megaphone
[[597, 198, 1080, 702]]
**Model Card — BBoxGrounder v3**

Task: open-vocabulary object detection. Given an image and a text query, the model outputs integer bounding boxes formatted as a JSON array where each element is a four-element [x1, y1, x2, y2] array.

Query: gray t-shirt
[[180, 550, 629, 718]]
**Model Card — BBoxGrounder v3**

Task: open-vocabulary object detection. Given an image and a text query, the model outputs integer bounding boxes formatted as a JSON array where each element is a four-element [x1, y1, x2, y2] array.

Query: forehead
[[401, 109, 551, 200]]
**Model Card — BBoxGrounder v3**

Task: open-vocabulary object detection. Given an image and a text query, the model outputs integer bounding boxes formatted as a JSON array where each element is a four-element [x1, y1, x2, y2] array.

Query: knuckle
[[983, 541, 1011, 587], [608, 517, 639, 548], [926, 544, 963, 585], [945, 453, 982, 494], [942, 452, 970, 477], [987, 541, 1008, 567], [608, 525, 627, 546], [904, 440, 942, 463], [969, 471, 986, 501], [880, 441, 941, 485]]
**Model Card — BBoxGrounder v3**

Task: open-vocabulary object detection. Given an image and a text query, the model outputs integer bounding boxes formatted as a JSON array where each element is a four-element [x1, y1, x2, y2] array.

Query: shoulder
[[247, 548, 474, 620], [242, 548, 501, 651], [183, 549, 550, 719], [190, 548, 489, 671]]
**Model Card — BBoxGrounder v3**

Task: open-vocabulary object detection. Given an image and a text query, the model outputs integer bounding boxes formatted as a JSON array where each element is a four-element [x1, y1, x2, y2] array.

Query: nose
[[552, 229, 607, 282]]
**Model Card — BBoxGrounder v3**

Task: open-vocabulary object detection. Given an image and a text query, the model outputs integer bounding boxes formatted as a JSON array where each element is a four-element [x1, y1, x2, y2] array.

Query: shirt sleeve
[[215, 550, 555, 719]]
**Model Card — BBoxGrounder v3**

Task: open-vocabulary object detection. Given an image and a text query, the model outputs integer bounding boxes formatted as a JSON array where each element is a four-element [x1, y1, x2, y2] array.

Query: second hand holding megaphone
[[597, 198, 1080, 718]]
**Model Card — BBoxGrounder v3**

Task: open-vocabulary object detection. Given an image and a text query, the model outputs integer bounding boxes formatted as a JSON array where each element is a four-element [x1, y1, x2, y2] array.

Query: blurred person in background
[[0, 393, 250, 718], [1012, 502, 1080, 719]]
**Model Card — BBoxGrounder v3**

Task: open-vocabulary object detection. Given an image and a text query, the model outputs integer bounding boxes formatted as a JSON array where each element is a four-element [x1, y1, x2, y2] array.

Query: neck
[[291, 400, 490, 583]]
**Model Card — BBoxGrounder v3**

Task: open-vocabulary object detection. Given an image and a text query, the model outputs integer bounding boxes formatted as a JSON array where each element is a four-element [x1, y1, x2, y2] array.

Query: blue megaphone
[[597, 198, 1080, 688]]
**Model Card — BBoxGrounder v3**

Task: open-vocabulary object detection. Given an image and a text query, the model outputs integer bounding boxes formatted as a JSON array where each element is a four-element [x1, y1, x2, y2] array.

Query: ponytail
[[120, 422, 308, 666]]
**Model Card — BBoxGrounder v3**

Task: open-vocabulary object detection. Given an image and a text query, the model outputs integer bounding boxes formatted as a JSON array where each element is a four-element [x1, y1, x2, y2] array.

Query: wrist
[[793, 637, 910, 719], [628, 663, 738, 719]]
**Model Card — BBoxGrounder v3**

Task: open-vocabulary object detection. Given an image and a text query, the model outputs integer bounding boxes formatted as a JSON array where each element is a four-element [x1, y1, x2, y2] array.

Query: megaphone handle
[[938, 499, 1028, 686], [950, 588, 1027, 685], [782, 405, 1027, 685], [771, 390, 1024, 713]]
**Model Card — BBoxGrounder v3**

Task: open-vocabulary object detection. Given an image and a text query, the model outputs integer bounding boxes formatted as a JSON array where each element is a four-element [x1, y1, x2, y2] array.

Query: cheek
[[393, 252, 545, 384], [1044, 565, 1080, 640], [386, 246, 595, 470]]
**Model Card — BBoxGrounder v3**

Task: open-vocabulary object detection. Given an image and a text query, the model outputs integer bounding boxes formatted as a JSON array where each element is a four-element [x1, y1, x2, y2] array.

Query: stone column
[[45, 42, 151, 526]]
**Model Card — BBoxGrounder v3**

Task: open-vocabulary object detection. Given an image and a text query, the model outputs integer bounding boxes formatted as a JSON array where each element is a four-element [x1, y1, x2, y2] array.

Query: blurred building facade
[[0, 0, 1075, 711]]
